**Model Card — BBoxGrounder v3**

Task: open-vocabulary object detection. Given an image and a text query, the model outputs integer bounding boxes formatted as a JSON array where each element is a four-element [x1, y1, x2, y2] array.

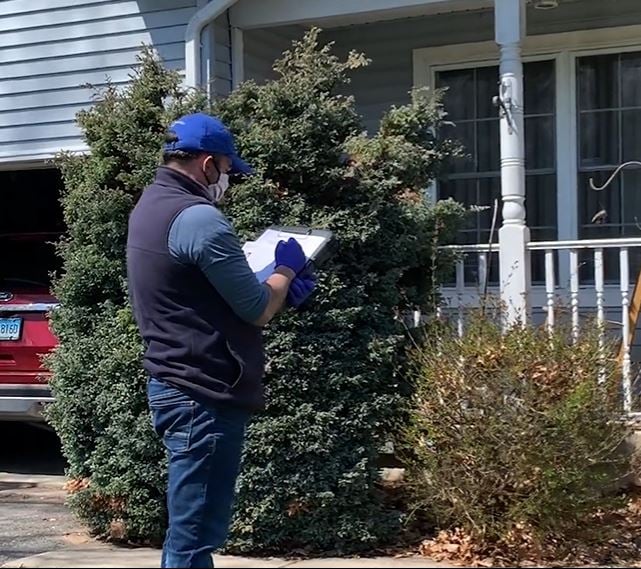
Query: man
[[126, 113, 315, 568]]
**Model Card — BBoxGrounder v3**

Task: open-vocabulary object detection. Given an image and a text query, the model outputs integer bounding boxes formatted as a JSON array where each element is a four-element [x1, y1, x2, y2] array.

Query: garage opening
[[0, 168, 65, 293]]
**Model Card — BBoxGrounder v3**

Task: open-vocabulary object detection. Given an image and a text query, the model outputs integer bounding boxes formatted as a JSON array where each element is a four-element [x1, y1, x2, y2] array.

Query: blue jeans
[[148, 378, 250, 568]]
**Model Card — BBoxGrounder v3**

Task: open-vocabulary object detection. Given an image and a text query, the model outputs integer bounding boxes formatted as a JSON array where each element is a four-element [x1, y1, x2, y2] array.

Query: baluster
[[621, 248, 632, 412], [594, 248, 605, 383], [594, 249, 605, 326], [456, 258, 465, 338], [570, 249, 580, 341], [545, 249, 555, 333], [478, 252, 488, 293]]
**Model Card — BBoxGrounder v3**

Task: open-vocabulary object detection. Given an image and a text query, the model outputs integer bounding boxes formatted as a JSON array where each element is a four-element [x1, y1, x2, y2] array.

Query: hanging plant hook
[[589, 160, 641, 191]]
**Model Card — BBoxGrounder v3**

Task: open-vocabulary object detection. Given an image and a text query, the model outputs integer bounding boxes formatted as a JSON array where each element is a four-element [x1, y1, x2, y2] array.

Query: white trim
[[412, 24, 641, 81], [231, 26, 245, 89], [185, 0, 239, 88], [412, 41, 498, 83], [200, 20, 214, 97], [0, 147, 89, 169], [0, 160, 55, 171], [230, 0, 489, 30]]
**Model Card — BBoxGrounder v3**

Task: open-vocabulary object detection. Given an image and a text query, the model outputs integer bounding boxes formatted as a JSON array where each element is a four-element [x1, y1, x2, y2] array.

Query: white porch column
[[495, 0, 531, 325]]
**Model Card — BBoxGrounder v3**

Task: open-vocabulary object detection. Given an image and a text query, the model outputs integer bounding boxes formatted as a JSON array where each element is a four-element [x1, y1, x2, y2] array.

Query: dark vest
[[127, 166, 265, 411]]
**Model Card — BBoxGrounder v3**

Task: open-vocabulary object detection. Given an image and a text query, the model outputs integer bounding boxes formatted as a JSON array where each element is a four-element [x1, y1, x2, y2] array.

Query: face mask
[[210, 173, 229, 203], [203, 159, 229, 203]]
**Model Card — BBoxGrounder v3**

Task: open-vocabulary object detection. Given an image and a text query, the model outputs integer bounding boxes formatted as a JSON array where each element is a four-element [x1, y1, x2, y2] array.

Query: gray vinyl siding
[[242, 10, 495, 134], [243, 25, 307, 85], [0, 0, 200, 163], [212, 13, 233, 98], [243, 0, 641, 134], [323, 9, 494, 134]]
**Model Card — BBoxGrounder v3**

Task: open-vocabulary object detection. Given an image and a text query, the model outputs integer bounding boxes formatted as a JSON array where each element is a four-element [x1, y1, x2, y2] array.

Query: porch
[[185, 0, 641, 408], [442, 236, 641, 414]]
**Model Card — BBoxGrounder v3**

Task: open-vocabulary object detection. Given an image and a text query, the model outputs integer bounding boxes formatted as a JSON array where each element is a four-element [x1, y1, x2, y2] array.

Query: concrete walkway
[[2, 545, 452, 568]]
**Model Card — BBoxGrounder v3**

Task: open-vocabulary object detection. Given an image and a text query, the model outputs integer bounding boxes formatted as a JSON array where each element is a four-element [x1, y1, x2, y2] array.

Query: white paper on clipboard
[[242, 229, 329, 283]]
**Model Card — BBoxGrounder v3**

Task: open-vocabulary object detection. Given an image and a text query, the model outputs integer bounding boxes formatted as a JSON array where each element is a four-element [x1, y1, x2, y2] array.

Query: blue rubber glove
[[275, 238, 307, 276], [287, 274, 317, 308]]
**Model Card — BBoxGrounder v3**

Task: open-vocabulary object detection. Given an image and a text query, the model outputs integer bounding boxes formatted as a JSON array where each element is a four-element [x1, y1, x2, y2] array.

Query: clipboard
[[242, 226, 335, 283]]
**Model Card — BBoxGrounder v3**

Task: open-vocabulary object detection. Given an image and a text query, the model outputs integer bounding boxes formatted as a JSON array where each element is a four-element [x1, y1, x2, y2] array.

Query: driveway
[[0, 422, 82, 567]]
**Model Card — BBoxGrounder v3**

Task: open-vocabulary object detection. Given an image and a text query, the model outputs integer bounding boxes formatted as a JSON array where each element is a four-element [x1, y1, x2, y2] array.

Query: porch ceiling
[[229, 0, 493, 30]]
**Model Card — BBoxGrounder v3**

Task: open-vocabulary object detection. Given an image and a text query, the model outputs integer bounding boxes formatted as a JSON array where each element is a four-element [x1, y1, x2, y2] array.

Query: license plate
[[0, 318, 22, 341]]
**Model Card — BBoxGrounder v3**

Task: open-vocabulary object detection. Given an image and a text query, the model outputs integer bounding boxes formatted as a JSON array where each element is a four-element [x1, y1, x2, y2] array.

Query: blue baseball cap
[[164, 113, 252, 175]]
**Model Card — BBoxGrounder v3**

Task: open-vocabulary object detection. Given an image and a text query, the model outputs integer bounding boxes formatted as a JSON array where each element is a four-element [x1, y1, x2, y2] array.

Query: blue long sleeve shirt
[[167, 204, 269, 324]]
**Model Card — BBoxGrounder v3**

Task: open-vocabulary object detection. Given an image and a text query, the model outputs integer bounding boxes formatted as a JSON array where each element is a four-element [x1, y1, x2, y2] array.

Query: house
[[2, 0, 641, 410]]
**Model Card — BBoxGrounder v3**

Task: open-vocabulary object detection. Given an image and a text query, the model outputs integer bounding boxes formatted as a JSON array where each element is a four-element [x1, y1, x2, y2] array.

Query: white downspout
[[185, 0, 241, 88], [494, 0, 531, 326]]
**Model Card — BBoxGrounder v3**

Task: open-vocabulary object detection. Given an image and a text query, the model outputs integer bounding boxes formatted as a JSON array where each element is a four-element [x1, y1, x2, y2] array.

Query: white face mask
[[203, 157, 230, 203], [208, 172, 229, 203]]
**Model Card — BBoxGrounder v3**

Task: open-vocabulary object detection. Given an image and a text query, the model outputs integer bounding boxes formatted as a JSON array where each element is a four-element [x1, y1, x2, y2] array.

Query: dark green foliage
[[214, 29, 464, 554]]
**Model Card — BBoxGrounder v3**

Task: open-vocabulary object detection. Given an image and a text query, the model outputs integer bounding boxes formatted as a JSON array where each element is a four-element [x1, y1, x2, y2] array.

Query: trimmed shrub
[[403, 310, 634, 550], [213, 29, 464, 554]]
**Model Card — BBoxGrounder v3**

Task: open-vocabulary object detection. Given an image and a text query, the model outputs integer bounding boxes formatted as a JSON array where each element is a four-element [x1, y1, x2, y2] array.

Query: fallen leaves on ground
[[416, 491, 641, 567]]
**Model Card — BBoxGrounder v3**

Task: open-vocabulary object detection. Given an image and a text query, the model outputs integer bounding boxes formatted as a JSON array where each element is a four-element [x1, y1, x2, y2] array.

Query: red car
[[0, 234, 60, 422], [1, 168, 65, 423]]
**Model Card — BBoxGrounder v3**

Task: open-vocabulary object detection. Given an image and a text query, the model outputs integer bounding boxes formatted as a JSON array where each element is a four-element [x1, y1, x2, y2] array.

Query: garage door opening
[[0, 168, 65, 293]]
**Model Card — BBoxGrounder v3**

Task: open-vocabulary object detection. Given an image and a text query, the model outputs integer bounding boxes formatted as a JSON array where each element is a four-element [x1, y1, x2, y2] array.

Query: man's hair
[[162, 132, 202, 164], [162, 149, 201, 164]]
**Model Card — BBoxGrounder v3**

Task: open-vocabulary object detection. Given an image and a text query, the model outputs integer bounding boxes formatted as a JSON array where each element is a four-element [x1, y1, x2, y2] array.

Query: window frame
[[413, 23, 641, 288]]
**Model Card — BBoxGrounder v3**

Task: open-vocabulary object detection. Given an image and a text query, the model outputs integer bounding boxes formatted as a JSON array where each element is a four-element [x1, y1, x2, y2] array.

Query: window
[[577, 51, 641, 280], [578, 52, 641, 238], [414, 27, 641, 289], [437, 60, 557, 282]]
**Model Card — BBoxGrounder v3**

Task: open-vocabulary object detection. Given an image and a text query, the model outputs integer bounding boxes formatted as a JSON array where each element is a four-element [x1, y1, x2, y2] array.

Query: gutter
[[185, 0, 240, 88]]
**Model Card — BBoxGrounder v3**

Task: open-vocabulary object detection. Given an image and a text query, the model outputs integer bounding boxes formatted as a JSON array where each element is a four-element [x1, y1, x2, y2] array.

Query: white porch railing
[[440, 237, 641, 415]]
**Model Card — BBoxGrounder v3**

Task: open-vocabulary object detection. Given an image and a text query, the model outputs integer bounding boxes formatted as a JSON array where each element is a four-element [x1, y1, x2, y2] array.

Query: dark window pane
[[476, 65, 499, 119], [578, 226, 621, 282], [530, 227, 557, 241], [580, 246, 641, 285], [622, 169, 641, 227], [526, 174, 557, 229], [578, 54, 619, 111], [477, 120, 500, 172], [524, 60, 555, 115], [525, 116, 555, 170], [478, 177, 502, 231], [442, 121, 476, 173], [439, 179, 478, 231], [458, 230, 480, 244], [621, 52, 641, 108], [438, 69, 475, 120], [622, 110, 641, 162], [578, 170, 621, 231], [579, 111, 619, 167]]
